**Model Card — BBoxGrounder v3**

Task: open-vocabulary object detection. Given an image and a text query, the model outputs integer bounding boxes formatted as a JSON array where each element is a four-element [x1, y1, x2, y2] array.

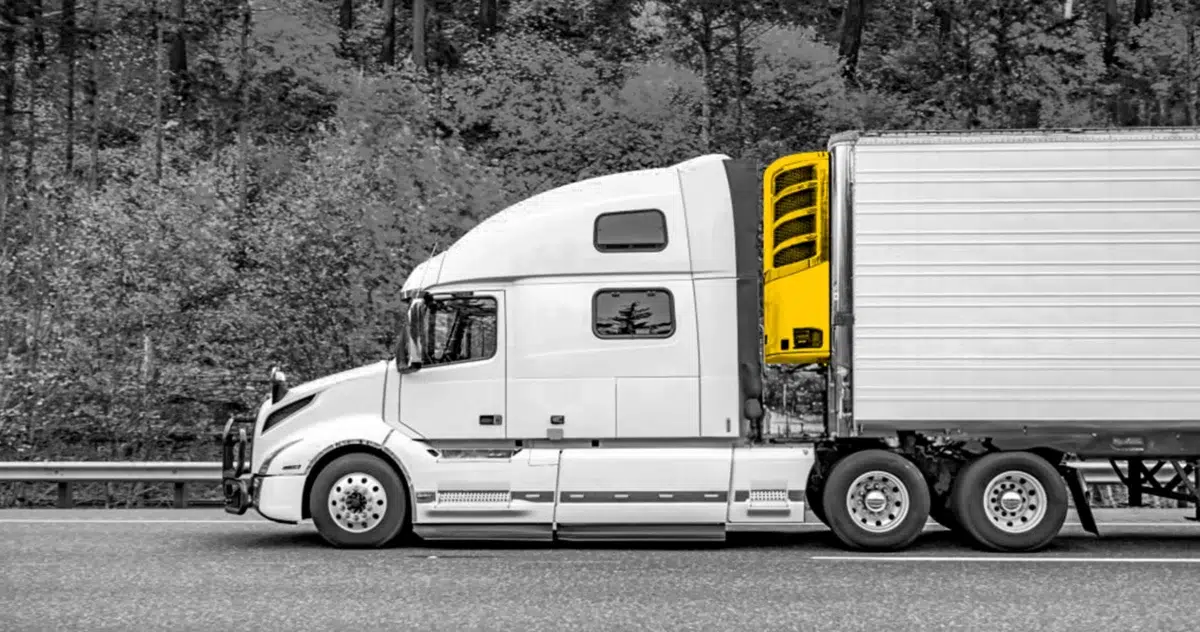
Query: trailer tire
[[821, 449, 930, 551], [949, 451, 1068, 553], [308, 452, 409, 548]]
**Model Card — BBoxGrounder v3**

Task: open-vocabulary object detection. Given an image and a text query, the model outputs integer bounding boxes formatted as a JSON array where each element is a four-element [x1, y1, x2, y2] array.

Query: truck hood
[[272, 360, 391, 406]]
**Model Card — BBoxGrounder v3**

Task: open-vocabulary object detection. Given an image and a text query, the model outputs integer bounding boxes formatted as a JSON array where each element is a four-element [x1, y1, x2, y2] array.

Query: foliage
[[0, 0, 1197, 469]]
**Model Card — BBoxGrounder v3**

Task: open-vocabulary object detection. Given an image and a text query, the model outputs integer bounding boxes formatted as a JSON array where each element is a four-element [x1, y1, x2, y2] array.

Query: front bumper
[[221, 414, 257, 515], [223, 474, 261, 514]]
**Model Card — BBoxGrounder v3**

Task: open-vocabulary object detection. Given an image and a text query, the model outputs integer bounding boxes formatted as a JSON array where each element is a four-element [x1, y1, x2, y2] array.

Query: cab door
[[399, 290, 507, 440]]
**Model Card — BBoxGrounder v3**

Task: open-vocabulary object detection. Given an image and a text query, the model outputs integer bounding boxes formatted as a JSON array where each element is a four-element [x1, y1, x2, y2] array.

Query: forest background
[[0, 0, 1195, 504]]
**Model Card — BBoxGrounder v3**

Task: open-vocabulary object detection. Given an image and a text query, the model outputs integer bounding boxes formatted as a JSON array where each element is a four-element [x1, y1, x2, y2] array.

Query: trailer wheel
[[821, 449, 930, 551], [308, 452, 409, 548], [949, 451, 1068, 553]]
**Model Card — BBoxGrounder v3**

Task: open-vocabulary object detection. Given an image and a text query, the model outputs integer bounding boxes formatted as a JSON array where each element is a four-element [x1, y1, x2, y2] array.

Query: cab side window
[[425, 297, 497, 366]]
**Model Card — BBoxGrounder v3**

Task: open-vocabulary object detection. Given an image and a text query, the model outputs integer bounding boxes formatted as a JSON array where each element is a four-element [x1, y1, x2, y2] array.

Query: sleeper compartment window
[[593, 209, 668, 252]]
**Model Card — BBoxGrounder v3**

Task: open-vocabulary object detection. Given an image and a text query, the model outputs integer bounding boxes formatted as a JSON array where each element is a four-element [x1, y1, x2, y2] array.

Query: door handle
[[479, 414, 502, 426]]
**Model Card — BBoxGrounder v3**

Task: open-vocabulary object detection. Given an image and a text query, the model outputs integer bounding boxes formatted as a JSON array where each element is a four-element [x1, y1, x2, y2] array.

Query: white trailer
[[223, 127, 1200, 552]]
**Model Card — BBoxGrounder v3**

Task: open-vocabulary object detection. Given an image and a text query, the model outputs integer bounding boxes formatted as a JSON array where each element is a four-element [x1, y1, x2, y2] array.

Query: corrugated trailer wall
[[845, 129, 1200, 433]]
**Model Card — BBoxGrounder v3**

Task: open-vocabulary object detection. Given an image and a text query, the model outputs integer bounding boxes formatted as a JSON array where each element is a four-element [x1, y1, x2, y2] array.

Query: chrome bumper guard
[[222, 414, 257, 515]]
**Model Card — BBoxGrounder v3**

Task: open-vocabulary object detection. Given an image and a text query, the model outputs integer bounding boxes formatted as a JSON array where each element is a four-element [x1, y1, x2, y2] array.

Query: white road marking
[[0, 518, 270, 524], [1067, 521, 1200, 527], [784, 521, 1199, 530], [0, 518, 1196, 528], [812, 555, 1200, 564]]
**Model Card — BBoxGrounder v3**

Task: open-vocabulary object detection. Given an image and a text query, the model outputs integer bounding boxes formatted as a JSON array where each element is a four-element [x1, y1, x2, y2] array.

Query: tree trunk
[[0, 0, 16, 356], [152, 0, 163, 183], [936, 0, 953, 44], [732, 6, 748, 157], [169, 0, 188, 105], [29, 0, 46, 63], [1, 0, 16, 223], [698, 14, 712, 152], [61, 0, 77, 175], [412, 0, 426, 69], [1133, 0, 1152, 25], [24, 0, 42, 193], [1188, 2, 1197, 126], [237, 0, 249, 214], [837, 0, 866, 83], [478, 0, 497, 36], [339, 0, 353, 57], [992, 0, 1020, 125], [87, 0, 101, 190], [963, 18, 978, 128], [339, 0, 352, 31], [1102, 0, 1118, 69], [1102, 0, 1122, 124], [380, 0, 395, 65], [23, 0, 44, 368]]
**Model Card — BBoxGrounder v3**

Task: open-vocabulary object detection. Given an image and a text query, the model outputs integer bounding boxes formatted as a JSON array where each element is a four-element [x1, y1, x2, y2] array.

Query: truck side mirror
[[400, 298, 429, 374], [393, 331, 409, 368]]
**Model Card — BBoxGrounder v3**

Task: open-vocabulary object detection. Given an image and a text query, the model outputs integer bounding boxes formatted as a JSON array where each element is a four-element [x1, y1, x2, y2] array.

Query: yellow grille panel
[[762, 151, 831, 365]]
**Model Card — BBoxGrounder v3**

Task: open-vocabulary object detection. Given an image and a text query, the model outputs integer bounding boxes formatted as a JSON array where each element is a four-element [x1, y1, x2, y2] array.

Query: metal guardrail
[[0, 462, 225, 508], [0, 460, 1180, 509]]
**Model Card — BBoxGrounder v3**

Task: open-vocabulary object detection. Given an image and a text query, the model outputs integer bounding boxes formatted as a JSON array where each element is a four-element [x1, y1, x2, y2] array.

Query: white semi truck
[[223, 127, 1200, 552]]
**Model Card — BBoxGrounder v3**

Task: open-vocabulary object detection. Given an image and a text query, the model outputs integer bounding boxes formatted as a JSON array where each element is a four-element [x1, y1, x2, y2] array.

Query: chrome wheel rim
[[328, 472, 388, 533], [982, 470, 1047, 534], [846, 470, 910, 533]]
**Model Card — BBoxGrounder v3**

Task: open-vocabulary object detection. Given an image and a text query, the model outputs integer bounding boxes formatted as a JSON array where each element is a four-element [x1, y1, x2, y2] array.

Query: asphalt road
[[3, 508, 1200, 632]]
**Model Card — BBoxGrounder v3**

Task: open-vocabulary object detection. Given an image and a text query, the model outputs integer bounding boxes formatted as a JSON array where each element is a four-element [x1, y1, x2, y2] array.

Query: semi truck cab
[[223, 154, 821, 548]]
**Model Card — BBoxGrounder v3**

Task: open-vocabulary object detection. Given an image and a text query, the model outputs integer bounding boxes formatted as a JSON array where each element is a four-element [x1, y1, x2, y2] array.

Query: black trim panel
[[414, 524, 554, 541], [559, 491, 728, 503], [723, 159, 764, 439], [416, 490, 768, 504], [557, 523, 726, 542], [262, 395, 316, 434]]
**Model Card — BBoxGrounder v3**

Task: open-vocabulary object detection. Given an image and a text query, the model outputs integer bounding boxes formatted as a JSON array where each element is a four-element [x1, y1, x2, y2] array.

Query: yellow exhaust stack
[[762, 152, 831, 365]]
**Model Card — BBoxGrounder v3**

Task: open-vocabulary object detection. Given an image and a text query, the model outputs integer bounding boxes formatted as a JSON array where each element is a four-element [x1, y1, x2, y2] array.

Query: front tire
[[821, 449, 931, 551], [949, 451, 1068, 552], [309, 453, 409, 548]]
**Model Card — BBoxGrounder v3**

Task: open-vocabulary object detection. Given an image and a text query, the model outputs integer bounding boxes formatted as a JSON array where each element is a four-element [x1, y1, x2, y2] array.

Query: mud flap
[[1061, 466, 1099, 536]]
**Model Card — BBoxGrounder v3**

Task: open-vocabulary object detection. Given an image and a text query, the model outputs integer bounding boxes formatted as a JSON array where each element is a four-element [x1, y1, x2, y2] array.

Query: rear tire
[[308, 453, 409, 548], [821, 449, 930, 551], [949, 451, 1068, 552]]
